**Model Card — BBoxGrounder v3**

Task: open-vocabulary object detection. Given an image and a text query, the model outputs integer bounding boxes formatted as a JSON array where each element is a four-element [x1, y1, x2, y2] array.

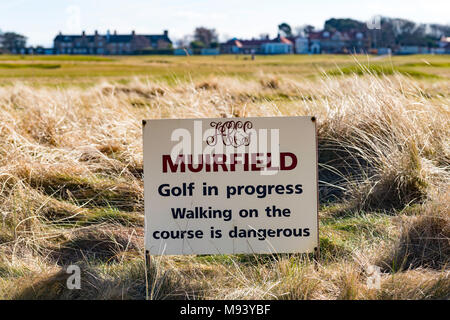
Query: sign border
[[142, 116, 320, 257]]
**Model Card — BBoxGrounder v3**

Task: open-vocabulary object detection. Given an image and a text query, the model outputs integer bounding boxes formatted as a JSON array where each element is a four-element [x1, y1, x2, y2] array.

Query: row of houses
[[53, 30, 172, 55], [220, 35, 295, 55], [11, 30, 171, 55], [218, 32, 450, 55], [216, 31, 367, 55], [395, 36, 450, 54], [13, 30, 450, 56], [51, 30, 369, 55]]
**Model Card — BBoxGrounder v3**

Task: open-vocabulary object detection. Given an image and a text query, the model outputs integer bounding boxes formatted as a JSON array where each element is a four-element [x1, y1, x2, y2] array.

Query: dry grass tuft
[[101, 85, 165, 99], [195, 81, 219, 90], [14, 163, 142, 211], [260, 77, 280, 89], [50, 225, 142, 265], [377, 269, 449, 299], [0, 71, 448, 299], [382, 192, 450, 271]]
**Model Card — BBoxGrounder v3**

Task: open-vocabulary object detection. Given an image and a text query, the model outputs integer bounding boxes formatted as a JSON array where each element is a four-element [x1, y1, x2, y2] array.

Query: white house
[[261, 42, 293, 54], [295, 36, 309, 54]]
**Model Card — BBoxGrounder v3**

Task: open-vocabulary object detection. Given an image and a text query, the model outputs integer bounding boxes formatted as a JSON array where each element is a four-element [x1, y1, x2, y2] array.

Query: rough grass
[[380, 191, 449, 271], [0, 63, 448, 299], [327, 64, 440, 79], [0, 63, 61, 69], [0, 54, 448, 86], [0, 55, 115, 62]]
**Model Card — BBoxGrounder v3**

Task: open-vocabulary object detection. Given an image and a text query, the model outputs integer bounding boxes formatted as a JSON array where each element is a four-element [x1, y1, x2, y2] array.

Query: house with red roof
[[261, 36, 293, 54], [219, 28, 373, 55], [220, 35, 293, 54], [220, 37, 268, 54], [438, 36, 450, 54], [307, 30, 368, 54]]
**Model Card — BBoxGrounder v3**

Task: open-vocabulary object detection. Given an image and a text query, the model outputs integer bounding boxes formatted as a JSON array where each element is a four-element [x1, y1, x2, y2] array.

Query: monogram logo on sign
[[206, 121, 253, 147]]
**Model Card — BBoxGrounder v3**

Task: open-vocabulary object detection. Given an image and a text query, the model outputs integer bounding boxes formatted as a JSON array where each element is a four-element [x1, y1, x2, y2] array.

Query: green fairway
[[0, 54, 448, 86]]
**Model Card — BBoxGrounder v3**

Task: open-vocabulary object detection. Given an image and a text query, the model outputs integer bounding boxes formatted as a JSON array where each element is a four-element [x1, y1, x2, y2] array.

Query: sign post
[[143, 116, 319, 256]]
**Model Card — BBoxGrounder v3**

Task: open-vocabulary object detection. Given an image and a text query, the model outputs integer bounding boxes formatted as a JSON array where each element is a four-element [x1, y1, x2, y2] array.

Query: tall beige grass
[[0, 72, 448, 299]]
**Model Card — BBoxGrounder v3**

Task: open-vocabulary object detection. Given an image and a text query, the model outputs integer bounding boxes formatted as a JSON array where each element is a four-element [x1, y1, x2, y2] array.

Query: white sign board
[[143, 116, 318, 255]]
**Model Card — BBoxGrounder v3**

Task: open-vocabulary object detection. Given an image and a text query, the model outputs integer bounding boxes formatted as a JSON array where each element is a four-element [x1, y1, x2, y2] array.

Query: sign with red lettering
[[143, 116, 318, 255]]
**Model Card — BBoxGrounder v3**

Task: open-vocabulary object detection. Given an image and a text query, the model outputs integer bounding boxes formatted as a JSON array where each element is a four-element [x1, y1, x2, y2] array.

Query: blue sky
[[0, 0, 449, 46]]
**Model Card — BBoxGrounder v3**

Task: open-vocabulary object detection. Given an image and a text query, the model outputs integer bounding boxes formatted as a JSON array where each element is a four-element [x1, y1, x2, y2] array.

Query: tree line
[[179, 17, 449, 50], [321, 17, 450, 48], [1, 16, 449, 53], [0, 31, 27, 53]]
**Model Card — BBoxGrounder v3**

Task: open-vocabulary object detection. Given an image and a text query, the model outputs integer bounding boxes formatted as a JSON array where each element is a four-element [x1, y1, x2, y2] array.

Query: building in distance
[[53, 30, 172, 55]]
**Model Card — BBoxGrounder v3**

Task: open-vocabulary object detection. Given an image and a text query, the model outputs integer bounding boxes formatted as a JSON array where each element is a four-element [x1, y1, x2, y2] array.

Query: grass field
[[0, 54, 449, 85], [0, 54, 448, 299]]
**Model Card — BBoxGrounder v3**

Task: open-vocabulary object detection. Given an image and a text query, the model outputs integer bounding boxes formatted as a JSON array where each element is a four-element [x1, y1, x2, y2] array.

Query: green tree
[[278, 23, 292, 37], [190, 40, 206, 49], [1, 32, 27, 52], [324, 18, 365, 32], [193, 27, 218, 48], [302, 25, 315, 36]]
